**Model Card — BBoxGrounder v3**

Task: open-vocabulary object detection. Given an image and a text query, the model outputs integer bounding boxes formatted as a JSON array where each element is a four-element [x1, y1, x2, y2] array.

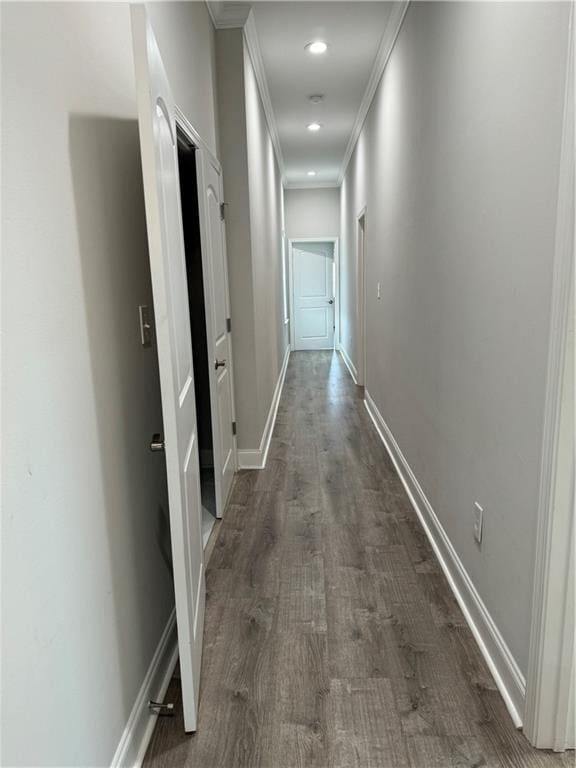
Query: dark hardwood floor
[[144, 351, 573, 768]]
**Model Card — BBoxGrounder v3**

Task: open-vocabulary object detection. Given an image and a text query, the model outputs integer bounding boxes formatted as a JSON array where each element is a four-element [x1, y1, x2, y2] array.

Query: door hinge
[[232, 421, 237, 436], [148, 700, 174, 716], [220, 202, 228, 220], [226, 317, 232, 333]]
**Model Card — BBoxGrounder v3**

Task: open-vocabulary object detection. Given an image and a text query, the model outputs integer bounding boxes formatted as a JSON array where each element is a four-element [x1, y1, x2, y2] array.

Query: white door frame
[[174, 106, 238, 509], [356, 207, 367, 387], [288, 237, 339, 350], [524, 7, 574, 750]]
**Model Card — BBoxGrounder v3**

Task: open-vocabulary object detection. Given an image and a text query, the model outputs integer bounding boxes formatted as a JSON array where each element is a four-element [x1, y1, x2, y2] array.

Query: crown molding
[[243, 10, 286, 180], [205, 1, 217, 28], [208, 1, 408, 189], [206, 1, 251, 29], [208, 3, 286, 180], [337, 0, 410, 185], [284, 181, 340, 190]]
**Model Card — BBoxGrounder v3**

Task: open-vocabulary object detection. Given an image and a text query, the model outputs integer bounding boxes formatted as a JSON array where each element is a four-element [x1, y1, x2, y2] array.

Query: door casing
[[288, 237, 339, 351], [356, 208, 366, 387], [175, 106, 238, 516]]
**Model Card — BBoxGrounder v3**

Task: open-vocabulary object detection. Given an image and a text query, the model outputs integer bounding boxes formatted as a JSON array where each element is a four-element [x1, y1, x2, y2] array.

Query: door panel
[[292, 244, 335, 350], [300, 307, 328, 338], [197, 153, 236, 513], [131, 7, 204, 732]]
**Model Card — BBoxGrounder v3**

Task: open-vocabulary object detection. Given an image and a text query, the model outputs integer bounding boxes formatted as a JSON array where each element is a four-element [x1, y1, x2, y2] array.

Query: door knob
[[328, 299, 334, 304], [214, 359, 226, 370], [150, 434, 165, 452]]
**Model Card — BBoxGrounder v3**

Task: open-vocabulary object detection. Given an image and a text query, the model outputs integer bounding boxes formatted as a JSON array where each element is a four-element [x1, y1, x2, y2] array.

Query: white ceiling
[[251, 2, 394, 187]]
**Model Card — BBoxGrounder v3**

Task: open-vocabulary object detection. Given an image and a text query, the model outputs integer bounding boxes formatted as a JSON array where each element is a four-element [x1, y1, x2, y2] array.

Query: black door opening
[[177, 128, 216, 547]]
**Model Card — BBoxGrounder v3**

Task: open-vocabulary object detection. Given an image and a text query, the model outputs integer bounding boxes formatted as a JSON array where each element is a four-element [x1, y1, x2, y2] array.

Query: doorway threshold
[[202, 507, 215, 550]]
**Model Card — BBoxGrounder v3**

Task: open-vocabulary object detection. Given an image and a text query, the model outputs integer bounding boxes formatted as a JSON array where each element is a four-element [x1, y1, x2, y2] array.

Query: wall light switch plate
[[377, 282, 381, 299], [473, 502, 484, 545]]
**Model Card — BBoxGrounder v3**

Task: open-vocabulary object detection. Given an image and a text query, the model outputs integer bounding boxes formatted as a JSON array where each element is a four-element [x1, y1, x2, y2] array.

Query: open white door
[[132, 7, 204, 732], [191, 149, 236, 517], [196, 152, 236, 516], [291, 243, 335, 350]]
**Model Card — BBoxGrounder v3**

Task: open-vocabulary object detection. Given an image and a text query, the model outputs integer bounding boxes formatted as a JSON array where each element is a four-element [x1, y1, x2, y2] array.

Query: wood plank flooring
[[144, 351, 574, 768]]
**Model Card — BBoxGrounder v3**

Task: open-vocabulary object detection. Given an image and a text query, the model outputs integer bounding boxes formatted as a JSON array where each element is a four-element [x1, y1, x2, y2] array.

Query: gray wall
[[146, 1, 220, 157], [1, 2, 220, 764], [340, 1, 571, 675], [216, 29, 259, 448], [285, 187, 340, 239], [216, 30, 288, 450], [244, 44, 288, 446]]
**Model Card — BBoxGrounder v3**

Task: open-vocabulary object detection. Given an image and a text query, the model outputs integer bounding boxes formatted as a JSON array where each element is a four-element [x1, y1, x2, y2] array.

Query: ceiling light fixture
[[305, 40, 328, 55], [307, 171, 317, 176], [307, 122, 322, 132], [308, 94, 325, 104]]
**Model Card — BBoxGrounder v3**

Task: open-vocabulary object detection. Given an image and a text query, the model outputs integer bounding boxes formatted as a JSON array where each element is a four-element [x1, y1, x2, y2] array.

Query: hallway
[[144, 352, 571, 768]]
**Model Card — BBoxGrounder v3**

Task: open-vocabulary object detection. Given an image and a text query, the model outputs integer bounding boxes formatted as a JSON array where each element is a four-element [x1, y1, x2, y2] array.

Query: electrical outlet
[[473, 502, 484, 545]]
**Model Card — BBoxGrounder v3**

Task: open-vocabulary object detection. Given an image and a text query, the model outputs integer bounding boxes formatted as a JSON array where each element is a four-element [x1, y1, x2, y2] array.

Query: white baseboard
[[110, 609, 178, 768], [364, 390, 526, 729], [237, 344, 291, 470], [339, 345, 358, 384]]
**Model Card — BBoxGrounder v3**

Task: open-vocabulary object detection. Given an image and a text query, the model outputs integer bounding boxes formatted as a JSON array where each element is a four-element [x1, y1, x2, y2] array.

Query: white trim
[[209, 6, 285, 181], [288, 237, 339, 243], [237, 344, 291, 469], [209, 2, 409, 190], [363, 390, 526, 729], [206, 1, 251, 30], [288, 238, 339, 352], [175, 109, 238, 515], [339, 346, 358, 385], [284, 181, 341, 190], [174, 105, 220, 172], [110, 610, 178, 768], [524, 5, 575, 750], [281, 222, 290, 326], [356, 207, 367, 387], [243, 11, 286, 181], [338, 1, 410, 185], [205, 0, 217, 28], [334, 238, 341, 351]]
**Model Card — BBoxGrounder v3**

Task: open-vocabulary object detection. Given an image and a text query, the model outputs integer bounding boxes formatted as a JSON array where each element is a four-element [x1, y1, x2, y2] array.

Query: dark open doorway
[[177, 127, 216, 547]]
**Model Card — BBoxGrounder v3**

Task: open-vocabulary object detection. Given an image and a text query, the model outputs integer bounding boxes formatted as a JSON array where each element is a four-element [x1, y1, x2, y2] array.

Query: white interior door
[[196, 152, 236, 515], [132, 7, 204, 732], [292, 243, 335, 350]]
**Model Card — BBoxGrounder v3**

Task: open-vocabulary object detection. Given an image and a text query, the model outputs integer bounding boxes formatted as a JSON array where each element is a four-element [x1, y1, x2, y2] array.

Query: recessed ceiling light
[[307, 171, 317, 176], [305, 40, 328, 55], [307, 122, 322, 132], [308, 94, 325, 104]]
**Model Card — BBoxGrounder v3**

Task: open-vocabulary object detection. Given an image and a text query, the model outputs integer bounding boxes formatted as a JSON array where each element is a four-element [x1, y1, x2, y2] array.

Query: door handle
[[215, 359, 226, 370], [150, 434, 165, 452], [328, 299, 334, 304]]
